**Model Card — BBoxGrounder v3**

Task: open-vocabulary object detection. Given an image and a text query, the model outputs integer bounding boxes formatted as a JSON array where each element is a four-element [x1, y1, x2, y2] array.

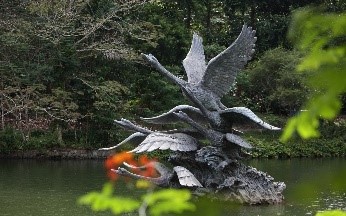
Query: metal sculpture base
[[169, 151, 285, 204], [114, 141, 285, 204]]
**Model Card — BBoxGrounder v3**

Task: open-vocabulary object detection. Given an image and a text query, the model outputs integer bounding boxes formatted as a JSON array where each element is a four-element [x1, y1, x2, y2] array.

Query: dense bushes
[[227, 47, 309, 115], [245, 116, 346, 158], [1, 1, 345, 157]]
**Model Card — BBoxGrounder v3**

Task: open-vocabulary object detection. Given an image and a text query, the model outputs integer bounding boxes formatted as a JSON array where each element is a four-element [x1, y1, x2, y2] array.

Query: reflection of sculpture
[[101, 25, 285, 204]]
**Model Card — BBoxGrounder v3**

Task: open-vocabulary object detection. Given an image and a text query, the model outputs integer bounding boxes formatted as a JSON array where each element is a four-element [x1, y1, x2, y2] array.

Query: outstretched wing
[[141, 105, 207, 125], [183, 33, 207, 84], [173, 166, 203, 187], [129, 133, 198, 153], [220, 107, 281, 130], [201, 25, 256, 98], [225, 133, 252, 149], [99, 132, 147, 150]]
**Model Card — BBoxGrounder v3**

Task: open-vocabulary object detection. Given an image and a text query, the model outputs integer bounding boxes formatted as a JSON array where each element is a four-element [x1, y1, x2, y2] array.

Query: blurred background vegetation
[[0, 0, 345, 157]]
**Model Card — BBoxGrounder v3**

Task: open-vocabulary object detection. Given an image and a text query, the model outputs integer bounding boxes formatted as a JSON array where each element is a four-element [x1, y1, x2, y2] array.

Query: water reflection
[[0, 158, 345, 216]]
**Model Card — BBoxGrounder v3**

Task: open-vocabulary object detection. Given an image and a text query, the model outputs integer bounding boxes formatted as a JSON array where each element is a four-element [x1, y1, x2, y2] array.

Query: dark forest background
[[1, 0, 345, 154]]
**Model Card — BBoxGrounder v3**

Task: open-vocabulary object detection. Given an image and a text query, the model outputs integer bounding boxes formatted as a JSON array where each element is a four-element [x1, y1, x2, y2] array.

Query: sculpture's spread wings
[[220, 107, 281, 130], [173, 166, 203, 187], [201, 25, 256, 98], [183, 33, 207, 84], [225, 133, 252, 149], [141, 105, 207, 125], [99, 132, 147, 150], [129, 133, 198, 153]]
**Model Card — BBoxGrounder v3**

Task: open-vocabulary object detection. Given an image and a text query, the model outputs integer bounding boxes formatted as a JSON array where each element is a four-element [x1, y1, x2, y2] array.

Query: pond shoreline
[[0, 149, 114, 159], [1, 147, 345, 159]]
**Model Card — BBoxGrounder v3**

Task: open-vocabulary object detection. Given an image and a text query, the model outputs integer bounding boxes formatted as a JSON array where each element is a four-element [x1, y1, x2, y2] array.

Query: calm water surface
[[0, 158, 345, 216]]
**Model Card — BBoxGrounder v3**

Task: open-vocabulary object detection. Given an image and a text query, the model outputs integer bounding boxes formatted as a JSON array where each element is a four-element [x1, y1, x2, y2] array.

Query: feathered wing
[[99, 132, 147, 150], [201, 24, 257, 98], [183, 33, 207, 84], [225, 133, 252, 149], [141, 105, 207, 125], [129, 133, 198, 153], [173, 166, 203, 187], [220, 107, 281, 130]]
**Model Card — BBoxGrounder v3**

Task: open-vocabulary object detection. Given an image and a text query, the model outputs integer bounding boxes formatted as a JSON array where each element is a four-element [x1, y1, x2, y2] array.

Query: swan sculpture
[[100, 25, 286, 204]]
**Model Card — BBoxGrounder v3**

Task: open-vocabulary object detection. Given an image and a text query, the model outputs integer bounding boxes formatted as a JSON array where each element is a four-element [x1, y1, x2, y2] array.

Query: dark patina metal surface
[[101, 25, 285, 204]]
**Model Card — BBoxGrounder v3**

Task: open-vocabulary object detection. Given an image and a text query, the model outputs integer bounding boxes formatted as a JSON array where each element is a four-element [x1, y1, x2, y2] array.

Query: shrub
[[229, 47, 309, 115]]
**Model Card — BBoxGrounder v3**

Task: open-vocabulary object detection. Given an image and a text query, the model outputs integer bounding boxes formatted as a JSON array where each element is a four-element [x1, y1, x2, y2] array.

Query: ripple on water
[[305, 192, 346, 214]]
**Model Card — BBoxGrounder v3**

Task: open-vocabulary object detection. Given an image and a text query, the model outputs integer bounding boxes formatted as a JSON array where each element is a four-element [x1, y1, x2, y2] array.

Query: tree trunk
[[57, 124, 63, 145]]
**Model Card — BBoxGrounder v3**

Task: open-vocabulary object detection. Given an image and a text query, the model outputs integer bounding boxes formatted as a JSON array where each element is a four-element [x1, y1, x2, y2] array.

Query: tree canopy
[[1, 0, 345, 151]]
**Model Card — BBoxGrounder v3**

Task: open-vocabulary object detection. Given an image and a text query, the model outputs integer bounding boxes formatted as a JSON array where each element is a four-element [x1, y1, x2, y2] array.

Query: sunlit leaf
[[150, 200, 196, 216], [282, 8, 346, 141], [143, 188, 192, 205], [280, 118, 297, 142], [143, 189, 196, 216], [78, 183, 140, 214], [316, 210, 346, 216], [101, 182, 114, 197], [109, 197, 141, 215]]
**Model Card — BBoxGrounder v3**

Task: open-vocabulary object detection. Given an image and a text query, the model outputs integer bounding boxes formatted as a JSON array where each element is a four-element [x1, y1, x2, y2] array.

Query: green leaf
[[143, 189, 192, 205], [143, 189, 196, 216], [283, 8, 346, 141], [296, 112, 320, 139], [78, 183, 140, 215], [150, 200, 196, 216], [280, 118, 297, 142], [109, 197, 141, 215], [316, 210, 346, 216]]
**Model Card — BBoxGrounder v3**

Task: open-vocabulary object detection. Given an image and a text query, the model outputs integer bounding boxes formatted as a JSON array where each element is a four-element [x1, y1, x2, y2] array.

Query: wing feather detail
[[202, 24, 257, 98], [183, 33, 207, 84], [220, 107, 281, 130], [225, 133, 252, 149], [129, 133, 198, 153], [173, 166, 203, 187], [99, 132, 147, 150]]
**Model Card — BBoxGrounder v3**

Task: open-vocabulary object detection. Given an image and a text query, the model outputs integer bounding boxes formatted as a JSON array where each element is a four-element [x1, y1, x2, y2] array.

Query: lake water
[[0, 158, 345, 216]]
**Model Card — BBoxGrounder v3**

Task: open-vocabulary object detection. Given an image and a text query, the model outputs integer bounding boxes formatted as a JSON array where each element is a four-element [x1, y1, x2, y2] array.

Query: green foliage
[[79, 182, 196, 216], [230, 47, 308, 114], [1, 0, 346, 152], [249, 132, 346, 158], [0, 1, 159, 149], [316, 210, 346, 216], [26, 129, 62, 149], [282, 8, 346, 141], [0, 127, 23, 153], [245, 114, 346, 158], [143, 189, 195, 216], [78, 183, 140, 215]]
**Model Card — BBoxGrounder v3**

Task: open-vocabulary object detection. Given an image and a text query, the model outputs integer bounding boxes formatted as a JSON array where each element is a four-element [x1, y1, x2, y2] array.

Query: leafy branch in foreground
[[316, 210, 346, 216], [78, 182, 195, 216], [78, 152, 196, 216], [281, 8, 346, 141]]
